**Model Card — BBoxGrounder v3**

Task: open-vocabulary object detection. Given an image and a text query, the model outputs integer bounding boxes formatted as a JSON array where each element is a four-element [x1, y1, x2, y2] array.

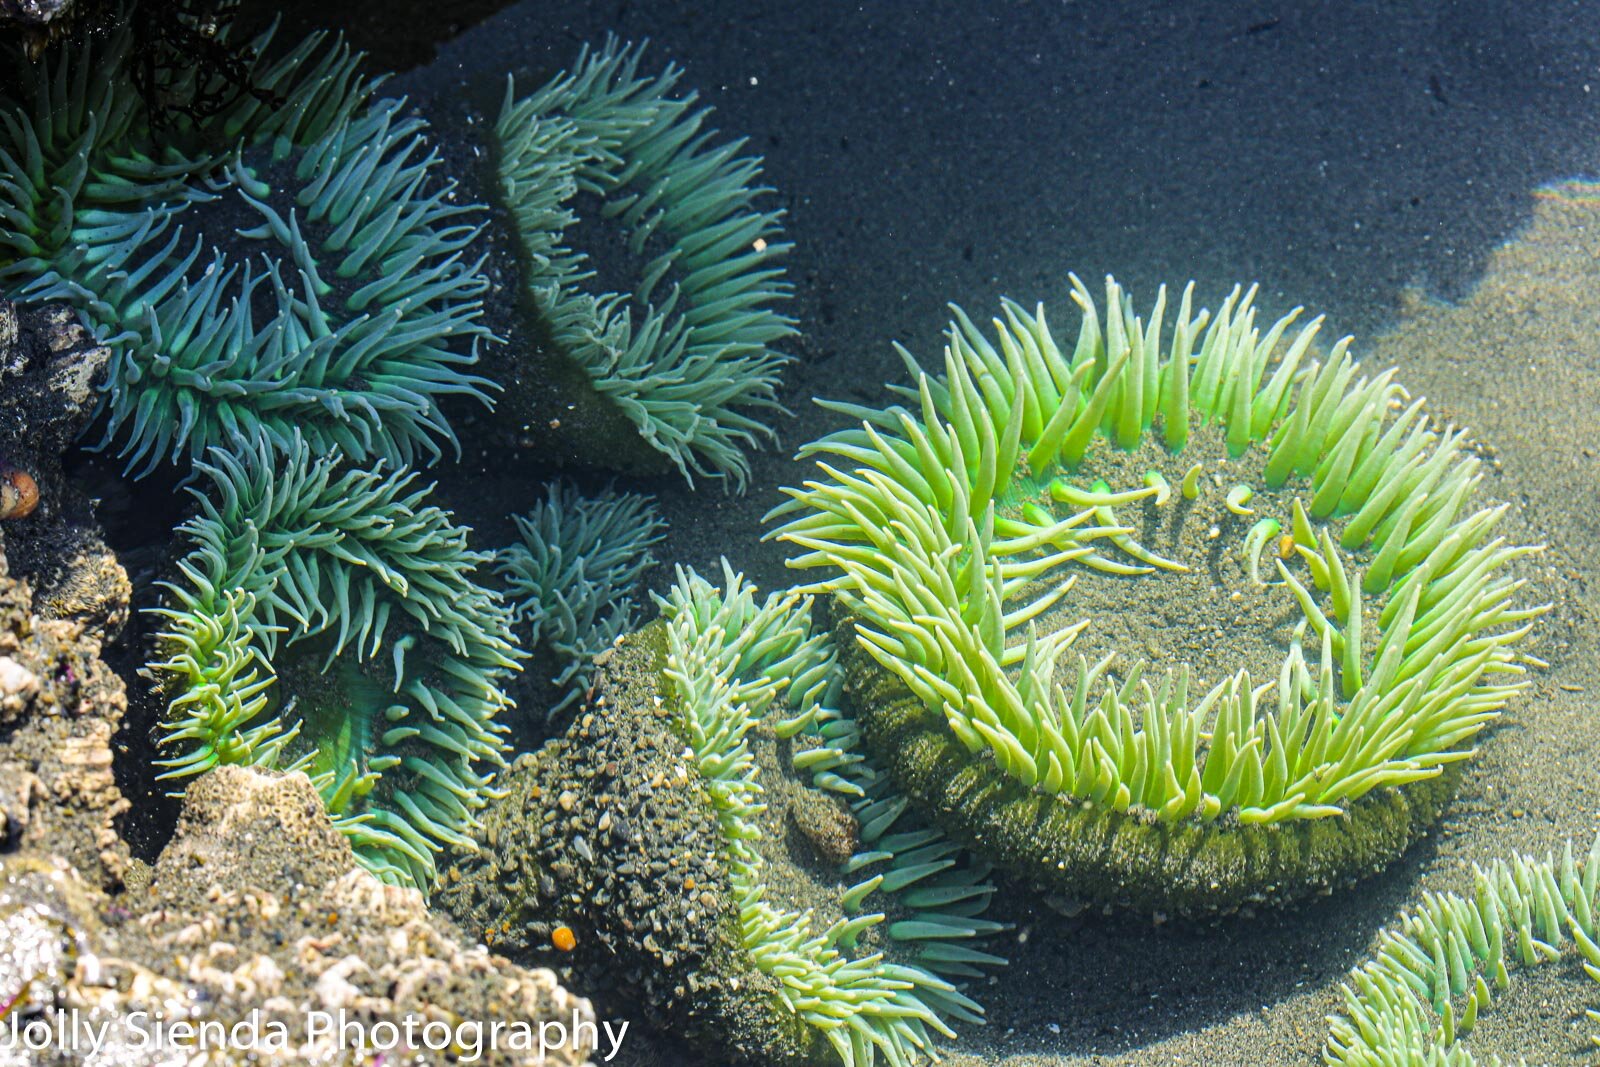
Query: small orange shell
[[0, 468, 38, 520], [551, 925, 577, 952]]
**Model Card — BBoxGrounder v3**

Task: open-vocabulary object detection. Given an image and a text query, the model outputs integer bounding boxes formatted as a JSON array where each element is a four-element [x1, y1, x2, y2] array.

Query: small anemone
[[768, 274, 1546, 915], [1327, 833, 1600, 1064], [495, 38, 795, 491], [0, 18, 496, 477], [148, 431, 522, 889], [495, 482, 665, 716]]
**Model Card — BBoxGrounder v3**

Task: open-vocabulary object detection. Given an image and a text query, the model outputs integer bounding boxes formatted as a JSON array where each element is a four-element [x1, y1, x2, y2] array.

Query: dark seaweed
[[127, 0, 279, 130]]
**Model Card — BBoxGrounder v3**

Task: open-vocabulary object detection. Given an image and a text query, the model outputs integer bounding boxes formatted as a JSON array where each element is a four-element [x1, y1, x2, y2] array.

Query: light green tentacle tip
[[1243, 518, 1282, 586], [1181, 462, 1204, 499], [1143, 469, 1171, 505]]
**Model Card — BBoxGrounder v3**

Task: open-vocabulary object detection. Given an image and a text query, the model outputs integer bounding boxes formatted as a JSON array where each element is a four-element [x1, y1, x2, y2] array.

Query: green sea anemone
[[496, 38, 795, 490], [496, 482, 666, 714], [655, 562, 999, 1066], [0, 18, 496, 477], [769, 274, 1545, 915], [1326, 834, 1600, 1065], [149, 433, 521, 889]]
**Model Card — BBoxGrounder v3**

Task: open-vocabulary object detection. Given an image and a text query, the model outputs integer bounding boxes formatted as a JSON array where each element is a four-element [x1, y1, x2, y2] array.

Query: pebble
[[0, 656, 39, 698]]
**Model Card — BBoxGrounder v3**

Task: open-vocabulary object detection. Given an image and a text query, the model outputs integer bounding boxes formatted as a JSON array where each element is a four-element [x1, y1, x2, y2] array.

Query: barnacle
[[769, 274, 1545, 915], [148, 432, 522, 889], [1326, 834, 1600, 1065], [654, 562, 1002, 1067], [0, 17, 495, 477], [496, 482, 665, 715], [495, 38, 795, 490]]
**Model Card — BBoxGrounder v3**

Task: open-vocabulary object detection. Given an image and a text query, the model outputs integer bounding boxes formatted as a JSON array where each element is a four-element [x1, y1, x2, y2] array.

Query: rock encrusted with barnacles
[[3, 767, 598, 1067], [438, 623, 816, 1063], [0, 542, 130, 892]]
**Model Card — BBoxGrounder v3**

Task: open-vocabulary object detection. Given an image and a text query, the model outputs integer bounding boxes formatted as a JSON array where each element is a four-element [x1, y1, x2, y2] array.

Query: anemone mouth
[[0, 21, 495, 479], [147, 432, 521, 890], [494, 38, 796, 492], [770, 274, 1546, 913]]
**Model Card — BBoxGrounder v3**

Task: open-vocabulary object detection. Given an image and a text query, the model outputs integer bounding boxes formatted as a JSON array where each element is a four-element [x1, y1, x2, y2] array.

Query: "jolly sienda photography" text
[[1, 1007, 630, 1062]]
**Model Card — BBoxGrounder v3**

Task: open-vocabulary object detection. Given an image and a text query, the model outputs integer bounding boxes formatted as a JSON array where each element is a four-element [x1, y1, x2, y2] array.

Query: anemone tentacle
[[497, 482, 666, 714]]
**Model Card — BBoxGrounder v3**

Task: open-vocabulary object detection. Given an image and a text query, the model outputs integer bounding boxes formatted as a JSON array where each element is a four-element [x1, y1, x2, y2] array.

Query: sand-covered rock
[[0, 298, 133, 891], [1, 767, 601, 1066], [0, 508, 131, 891], [439, 624, 821, 1064]]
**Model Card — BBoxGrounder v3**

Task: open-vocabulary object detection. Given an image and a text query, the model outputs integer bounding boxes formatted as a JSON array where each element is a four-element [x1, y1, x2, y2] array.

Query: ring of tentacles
[[768, 274, 1545, 916]]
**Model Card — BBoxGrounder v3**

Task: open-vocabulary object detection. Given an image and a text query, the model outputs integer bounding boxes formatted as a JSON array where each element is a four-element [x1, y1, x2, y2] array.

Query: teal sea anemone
[[656, 562, 1000, 1067], [0, 19, 496, 477], [496, 38, 795, 490], [1326, 833, 1600, 1064], [770, 274, 1544, 915], [149, 433, 522, 888], [496, 482, 665, 715]]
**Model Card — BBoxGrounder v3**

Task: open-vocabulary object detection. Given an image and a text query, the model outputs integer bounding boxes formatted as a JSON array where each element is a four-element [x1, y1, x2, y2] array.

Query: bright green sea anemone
[[1326, 834, 1600, 1065], [149, 433, 522, 889], [0, 18, 496, 477], [496, 38, 795, 490], [656, 562, 1000, 1066], [769, 274, 1545, 915]]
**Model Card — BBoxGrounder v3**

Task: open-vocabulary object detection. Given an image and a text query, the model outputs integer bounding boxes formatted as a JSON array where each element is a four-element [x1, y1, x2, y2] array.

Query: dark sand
[[260, 2, 1600, 1063]]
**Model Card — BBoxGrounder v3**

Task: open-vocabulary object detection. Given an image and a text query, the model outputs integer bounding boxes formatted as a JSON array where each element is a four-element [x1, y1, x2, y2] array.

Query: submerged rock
[[438, 623, 814, 1063], [0, 298, 126, 637], [0, 511, 130, 892], [1, 767, 599, 1066], [0, 298, 132, 892]]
